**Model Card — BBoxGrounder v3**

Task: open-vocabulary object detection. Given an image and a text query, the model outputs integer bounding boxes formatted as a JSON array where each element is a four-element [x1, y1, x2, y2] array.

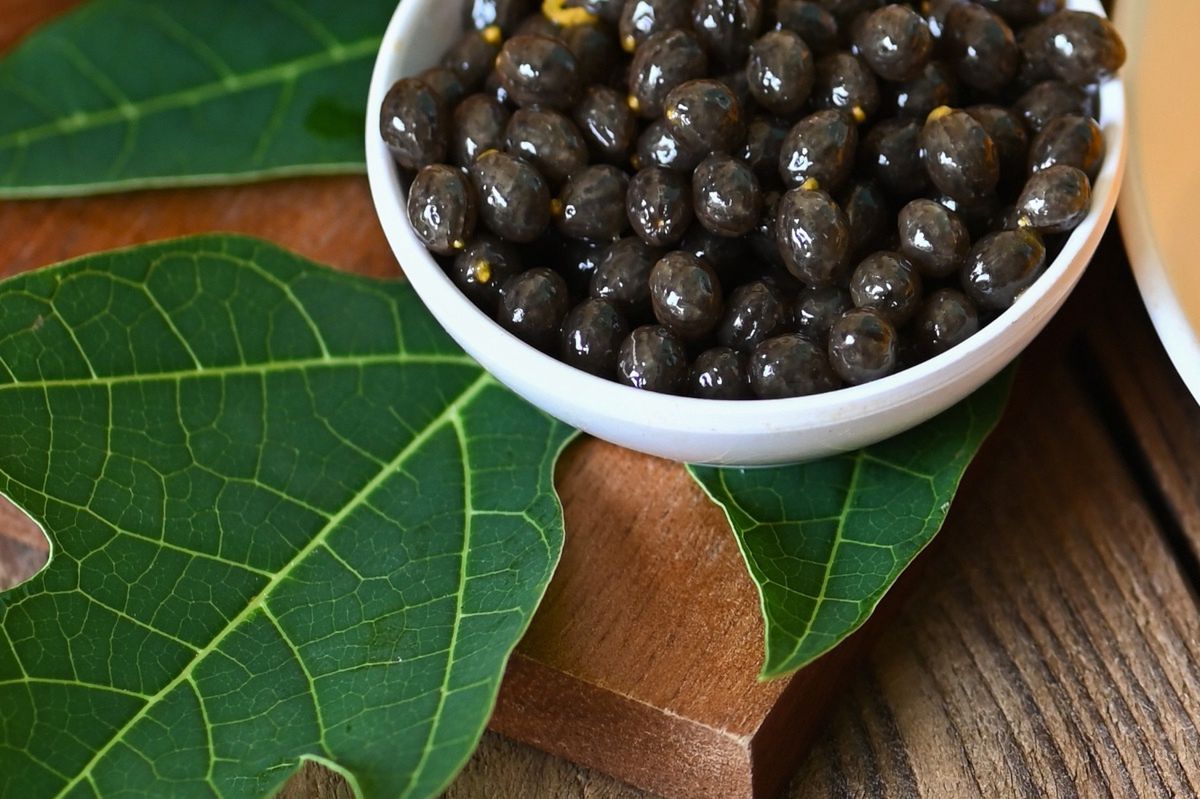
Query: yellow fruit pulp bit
[[851, 106, 867, 124], [926, 105, 954, 125], [475, 260, 493, 284], [542, 0, 597, 27], [626, 94, 641, 112], [481, 25, 503, 45], [800, 177, 821, 191], [621, 34, 637, 53], [550, 198, 564, 217]]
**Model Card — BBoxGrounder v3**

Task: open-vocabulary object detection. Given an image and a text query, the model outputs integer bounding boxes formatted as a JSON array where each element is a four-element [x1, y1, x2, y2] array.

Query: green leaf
[[0, 235, 574, 798], [688, 372, 1013, 680], [0, 0, 394, 198]]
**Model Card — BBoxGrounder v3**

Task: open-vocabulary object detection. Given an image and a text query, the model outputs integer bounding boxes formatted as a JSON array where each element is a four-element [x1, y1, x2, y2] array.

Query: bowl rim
[[365, 0, 1127, 437]]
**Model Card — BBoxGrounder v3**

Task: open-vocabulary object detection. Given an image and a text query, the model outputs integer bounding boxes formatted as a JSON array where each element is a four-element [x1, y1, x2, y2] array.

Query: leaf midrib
[[0, 34, 381, 151], [0, 352, 477, 391], [49, 370, 493, 799]]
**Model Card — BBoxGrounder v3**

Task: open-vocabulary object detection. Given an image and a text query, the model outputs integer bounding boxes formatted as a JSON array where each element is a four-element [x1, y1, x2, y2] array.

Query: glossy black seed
[[919, 108, 999, 203], [497, 267, 571, 350], [718, 279, 791, 351], [619, 0, 692, 51], [862, 117, 926, 198], [855, 5, 933, 82], [691, 347, 752, 398], [919, 0, 963, 39], [738, 115, 790, 180], [849, 251, 922, 325], [898, 198, 970, 278], [514, 14, 564, 39], [617, 325, 690, 392], [976, 0, 1061, 26], [1028, 114, 1104, 180], [693, 155, 761, 237], [779, 109, 858, 192], [564, 22, 622, 85], [519, 230, 598, 294], [627, 167, 693, 246], [451, 235, 522, 312], [915, 288, 980, 357], [419, 67, 467, 111], [795, 284, 851, 343], [717, 69, 755, 111], [1025, 10, 1126, 87], [746, 31, 815, 117], [442, 29, 503, 88], [483, 69, 512, 106], [591, 237, 660, 316], [664, 79, 745, 153], [933, 191, 1003, 239], [1015, 22, 1056, 87], [815, 0, 878, 24], [407, 165, 477, 256], [962, 227, 1046, 310], [470, 150, 551, 242], [495, 34, 582, 109], [828, 308, 898, 385], [465, 0, 537, 33], [560, 298, 629, 375], [748, 334, 840, 398], [680, 225, 750, 277], [1014, 81, 1094, 134], [505, 108, 589, 185], [841, 181, 890, 259], [564, 0, 625, 24], [451, 94, 510, 167], [380, 78, 448, 171], [989, 204, 1024, 232], [636, 118, 707, 171], [813, 52, 880, 121], [966, 105, 1029, 191], [574, 86, 638, 164], [775, 187, 850, 285], [748, 189, 786, 269], [887, 60, 958, 120], [943, 4, 1018, 93], [556, 165, 631, 240], [692, 0, 764, 68], [649, 251, 724, 340], [628, 29, 709, 119], [1015, 164, 1091, 234], [772, 0, 839, 53]]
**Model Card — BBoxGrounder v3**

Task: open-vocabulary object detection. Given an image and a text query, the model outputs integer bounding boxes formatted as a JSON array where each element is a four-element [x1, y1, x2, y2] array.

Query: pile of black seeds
[[382, 0, 1124, 399]]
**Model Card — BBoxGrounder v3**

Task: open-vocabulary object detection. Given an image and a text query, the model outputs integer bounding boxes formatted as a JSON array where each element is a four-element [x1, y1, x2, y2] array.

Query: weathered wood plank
[[1083, 249, 1200, 555], [791, 260, 1200, 797]]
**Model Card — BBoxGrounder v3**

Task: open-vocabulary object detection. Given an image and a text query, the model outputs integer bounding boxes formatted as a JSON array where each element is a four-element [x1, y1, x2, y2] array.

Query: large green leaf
[[0, 235, 574, 798], [0, 0, 394, 198], [689, 372, 1013, 680]]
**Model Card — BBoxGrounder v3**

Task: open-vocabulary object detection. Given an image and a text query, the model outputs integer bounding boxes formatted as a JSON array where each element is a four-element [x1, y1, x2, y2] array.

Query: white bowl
[[366, 0, 1127, 466]]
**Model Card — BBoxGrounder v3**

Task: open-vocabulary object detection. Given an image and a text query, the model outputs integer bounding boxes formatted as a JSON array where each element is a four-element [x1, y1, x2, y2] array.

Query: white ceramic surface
[[1114, 0, 1200, 405], [366, 0, 1127, 466]]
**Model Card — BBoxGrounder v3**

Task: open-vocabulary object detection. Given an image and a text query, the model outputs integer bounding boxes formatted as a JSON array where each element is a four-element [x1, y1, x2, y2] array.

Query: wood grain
[[490, 438, 901, 799], [792, 308, 1200, 797], [1082, 250, 1200, 555]]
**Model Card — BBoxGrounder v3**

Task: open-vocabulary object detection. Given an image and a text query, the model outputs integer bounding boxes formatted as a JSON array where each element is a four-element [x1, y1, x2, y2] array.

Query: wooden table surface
[[3, 2, 1200, 797]]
